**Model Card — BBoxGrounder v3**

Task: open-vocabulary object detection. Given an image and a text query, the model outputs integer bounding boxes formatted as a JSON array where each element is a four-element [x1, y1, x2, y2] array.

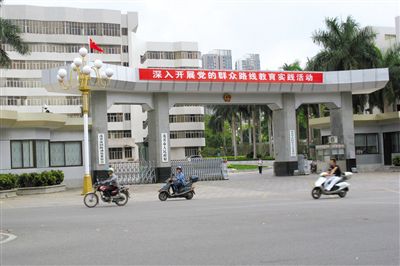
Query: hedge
[[0, 174, 18, 190], [0, 170, 64, 190]]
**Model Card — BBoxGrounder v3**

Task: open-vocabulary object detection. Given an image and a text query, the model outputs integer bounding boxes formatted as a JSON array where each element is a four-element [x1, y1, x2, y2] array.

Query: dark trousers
[[258, 166, 262, 174]]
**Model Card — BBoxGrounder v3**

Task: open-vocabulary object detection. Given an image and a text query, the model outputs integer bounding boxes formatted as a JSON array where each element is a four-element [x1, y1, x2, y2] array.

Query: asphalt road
[[1, 170, 399, 265]]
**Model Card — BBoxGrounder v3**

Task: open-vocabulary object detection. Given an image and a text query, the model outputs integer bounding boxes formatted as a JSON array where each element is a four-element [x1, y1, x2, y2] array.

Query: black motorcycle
[[158, 175, 199, 201], [83, 180, 130, 208]]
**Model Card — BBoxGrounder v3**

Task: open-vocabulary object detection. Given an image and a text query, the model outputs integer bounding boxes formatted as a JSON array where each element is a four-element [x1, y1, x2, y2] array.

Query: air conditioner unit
[[328, 136, 338, 144]]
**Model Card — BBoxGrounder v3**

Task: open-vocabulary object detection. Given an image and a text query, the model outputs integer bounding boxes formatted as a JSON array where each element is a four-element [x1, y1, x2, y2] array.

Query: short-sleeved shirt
[[330, 165, 342, 177]]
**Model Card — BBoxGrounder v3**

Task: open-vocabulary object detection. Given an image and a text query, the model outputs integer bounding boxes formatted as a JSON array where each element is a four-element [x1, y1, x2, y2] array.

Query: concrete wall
[[171, 147, 185, 160]]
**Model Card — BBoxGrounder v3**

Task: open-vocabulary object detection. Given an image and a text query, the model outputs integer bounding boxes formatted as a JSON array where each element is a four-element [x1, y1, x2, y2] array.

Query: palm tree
[[308, 16, 381, 113], [0, 1, 29, 66], [212, 105, 240, 158], [368, 44, 400, 112], [281, 60, 302, 71]]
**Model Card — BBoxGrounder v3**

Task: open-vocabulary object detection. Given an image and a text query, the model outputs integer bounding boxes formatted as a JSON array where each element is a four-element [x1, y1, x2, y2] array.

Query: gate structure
[[110, 161, 156, 184], [171, 158, 225, 181]]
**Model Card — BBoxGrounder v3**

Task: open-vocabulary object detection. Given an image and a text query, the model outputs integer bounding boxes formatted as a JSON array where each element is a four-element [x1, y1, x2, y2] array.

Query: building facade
[[235, 53, 261, 70], [135, 41, 206, 159], [201, 49, 232, 70]]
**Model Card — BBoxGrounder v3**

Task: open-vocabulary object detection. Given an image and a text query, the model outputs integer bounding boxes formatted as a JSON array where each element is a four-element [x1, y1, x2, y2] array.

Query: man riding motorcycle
[[99, 167, 120, 197], [173, 166, 186, 194]]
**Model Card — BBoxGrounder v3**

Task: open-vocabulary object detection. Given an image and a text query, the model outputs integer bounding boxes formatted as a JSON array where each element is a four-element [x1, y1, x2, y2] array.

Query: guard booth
[[315, 136, 347, 172]]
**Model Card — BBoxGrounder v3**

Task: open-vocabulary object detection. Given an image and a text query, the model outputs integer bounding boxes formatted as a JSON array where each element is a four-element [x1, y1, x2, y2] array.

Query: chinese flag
[[89, 38, 104, 53]]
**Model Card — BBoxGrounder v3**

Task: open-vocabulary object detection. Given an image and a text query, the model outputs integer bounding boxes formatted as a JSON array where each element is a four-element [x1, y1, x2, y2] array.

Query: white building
[[202, 49, 232, 70], [371, 26, 397, 52], [134, 40, 205, 160], [235, 53, 261, 70]]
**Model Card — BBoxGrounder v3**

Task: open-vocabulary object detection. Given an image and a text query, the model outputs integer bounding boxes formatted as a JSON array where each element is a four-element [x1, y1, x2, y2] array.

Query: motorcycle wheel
[[115, 191, 129, 206], [158, 191, 168, 201], [338, 190, 347, 198], [83, 193, 99, 208], [185, 191, 194, 200], [311, 187, 322, 199]]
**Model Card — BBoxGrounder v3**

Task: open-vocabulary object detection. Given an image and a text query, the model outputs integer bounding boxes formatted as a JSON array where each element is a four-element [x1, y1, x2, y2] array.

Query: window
[[124, 147, 133, 158], [108, 130, 131, 139], [170, 130, 204, 139], [50, 141, 82, 167], [11, 140, 34, 168], [185, 147, 199, 157], [355, 134, 379, 155], [36, 140, 50, 168], [391, 132, 400, 153], [124, 113, 131, 121], [109, 148, 123, 160], [122, 27, 128, 35], [107, 113, 123, 122], [122, 62, 129, 67], [122, 45, 128, 53], [169, 114, 204, 123]]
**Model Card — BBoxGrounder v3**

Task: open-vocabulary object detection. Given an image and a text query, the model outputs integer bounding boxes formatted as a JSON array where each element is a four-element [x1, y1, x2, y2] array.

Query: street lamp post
[[57, 47, 114, 194]]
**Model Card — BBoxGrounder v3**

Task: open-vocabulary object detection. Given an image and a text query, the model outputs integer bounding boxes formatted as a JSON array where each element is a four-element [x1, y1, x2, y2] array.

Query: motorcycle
[[311, 171, 352, 199], [83, 180, 130, 208], [310, 160, 317, 173], [158, 175, 199, 201]]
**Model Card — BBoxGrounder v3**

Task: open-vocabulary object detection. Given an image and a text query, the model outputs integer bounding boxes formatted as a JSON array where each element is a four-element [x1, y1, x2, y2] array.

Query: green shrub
[[40, 171, 56, 186], [18, 173, 33, 187], [0, 174, 18, 190], [50, 170, 64, 184], [393, 156, 400, 166]]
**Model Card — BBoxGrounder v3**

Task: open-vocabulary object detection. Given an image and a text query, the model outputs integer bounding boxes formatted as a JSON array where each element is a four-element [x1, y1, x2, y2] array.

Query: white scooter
[[311, 171, 352, 199]]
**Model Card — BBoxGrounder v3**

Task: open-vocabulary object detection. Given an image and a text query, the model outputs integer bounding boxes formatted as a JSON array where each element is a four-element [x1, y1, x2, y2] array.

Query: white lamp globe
[[82, 65, 91, 75], [73, 57, 82, 67], [70, 62, 77, 71], [57, 68, 67, 78], [105, 68, 114, 78], [94, 59, 103, 69], [100, 71, 108, 79], [79, 47, 88, 57]]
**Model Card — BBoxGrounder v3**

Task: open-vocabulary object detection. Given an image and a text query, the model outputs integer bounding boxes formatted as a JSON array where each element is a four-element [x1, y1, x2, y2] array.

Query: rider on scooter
[[324, 158, 342, 191], [173, 166, 186, 194]]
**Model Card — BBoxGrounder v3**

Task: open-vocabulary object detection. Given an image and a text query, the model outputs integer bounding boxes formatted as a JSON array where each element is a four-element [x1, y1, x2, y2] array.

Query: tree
[[0, 2, 29, 67], [281, 60, 302, 71], [368, 44, 400, 112], [308, 16, 381, 113], [211, 105, 240, 158]]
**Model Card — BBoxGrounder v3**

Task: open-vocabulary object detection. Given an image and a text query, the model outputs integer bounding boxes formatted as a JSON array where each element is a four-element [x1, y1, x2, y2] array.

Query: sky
[[3, 0, 400, 69]]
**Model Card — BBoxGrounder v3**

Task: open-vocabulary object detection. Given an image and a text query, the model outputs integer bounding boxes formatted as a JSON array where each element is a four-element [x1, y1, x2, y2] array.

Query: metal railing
[[171, 158, 225, 181], [110, 161, 156, 184]]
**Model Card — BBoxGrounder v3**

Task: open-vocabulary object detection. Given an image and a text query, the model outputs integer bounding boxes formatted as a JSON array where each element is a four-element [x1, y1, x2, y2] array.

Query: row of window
[[2, 43, 124, 55], [0, 78, 41, 88], [169, 114, 204, 123], [109, 147, 133, 160], [8, 19, 123, 36], [107, 113, 131, 122], [170, 130, 205, 139], [108, 130, 132, 139], [11, 140, 82, 169], [141, 51, 201, 63], [0, 96, 82, 106], [6, 60, 68, 70]]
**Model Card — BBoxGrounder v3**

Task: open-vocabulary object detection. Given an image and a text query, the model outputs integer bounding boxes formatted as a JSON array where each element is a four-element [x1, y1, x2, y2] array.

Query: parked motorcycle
[[158, 175, 199, 201], [310, 160, 317, 173], [311, 171, 352, 199], [83, 180, 130, 208]]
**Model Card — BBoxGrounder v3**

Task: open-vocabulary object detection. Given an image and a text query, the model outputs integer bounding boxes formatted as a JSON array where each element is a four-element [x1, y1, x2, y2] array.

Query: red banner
[[138, 68, 323, 83]]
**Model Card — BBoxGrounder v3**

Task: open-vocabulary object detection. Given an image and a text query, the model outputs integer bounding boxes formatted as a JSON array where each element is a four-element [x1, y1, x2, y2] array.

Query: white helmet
[[108, 167, 114, 173]]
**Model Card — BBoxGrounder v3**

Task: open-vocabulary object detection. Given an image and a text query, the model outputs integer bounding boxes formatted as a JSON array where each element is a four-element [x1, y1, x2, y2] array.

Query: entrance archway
[[43, 67, 389, 181]]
